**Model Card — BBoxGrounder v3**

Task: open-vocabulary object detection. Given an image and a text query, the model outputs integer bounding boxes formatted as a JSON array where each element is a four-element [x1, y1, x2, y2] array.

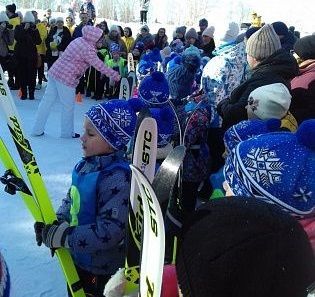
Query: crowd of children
[[1, 2, 315, 297]]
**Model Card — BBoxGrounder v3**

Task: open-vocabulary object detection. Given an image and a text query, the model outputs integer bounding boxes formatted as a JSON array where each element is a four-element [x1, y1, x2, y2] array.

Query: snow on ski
[[130, 164, 165, 297], [0, 66, 86, 297]]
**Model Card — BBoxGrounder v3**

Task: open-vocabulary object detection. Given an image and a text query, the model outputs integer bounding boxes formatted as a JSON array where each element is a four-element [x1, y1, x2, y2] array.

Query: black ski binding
[[0, 169, 32, 195]]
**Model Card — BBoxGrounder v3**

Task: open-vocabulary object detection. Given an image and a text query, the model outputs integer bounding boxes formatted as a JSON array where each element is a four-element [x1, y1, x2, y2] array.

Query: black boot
[[29, 88, 35, 100], [20, 88, 27, 100]]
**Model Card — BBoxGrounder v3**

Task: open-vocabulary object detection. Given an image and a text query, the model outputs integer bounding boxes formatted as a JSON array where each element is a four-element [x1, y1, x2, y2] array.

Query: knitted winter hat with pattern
[[246, 24, 282, 60], [224, 118, 281, 154], [110, 42, 120, 53], [138, 71, 170, 105], [224, 119, 315, 218], [247, 83, 292, 120], [85, 99, 141, 150], [176, 198, 315, 297]]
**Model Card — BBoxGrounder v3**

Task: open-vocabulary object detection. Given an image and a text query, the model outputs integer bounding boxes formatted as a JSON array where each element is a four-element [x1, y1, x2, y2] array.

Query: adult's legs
[[32, 76, 59, 135], [56, 80, 76, 138]]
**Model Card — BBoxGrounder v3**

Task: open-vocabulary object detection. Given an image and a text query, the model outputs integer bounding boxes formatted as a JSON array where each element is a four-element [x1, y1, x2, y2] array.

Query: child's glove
[[41, 221, 71, 248]]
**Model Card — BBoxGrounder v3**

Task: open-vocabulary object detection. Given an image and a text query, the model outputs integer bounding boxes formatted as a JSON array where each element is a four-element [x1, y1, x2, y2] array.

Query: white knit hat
[[0, 11, 9, 23], [202, 26, 215, 38], [23, 11, 35, 23], [247, 83, 292, 120]]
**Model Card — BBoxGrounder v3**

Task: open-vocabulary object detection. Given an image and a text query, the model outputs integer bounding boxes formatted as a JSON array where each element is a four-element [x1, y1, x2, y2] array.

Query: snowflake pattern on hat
[[224, 128, 315, 218], [243, 147, 285, 187]]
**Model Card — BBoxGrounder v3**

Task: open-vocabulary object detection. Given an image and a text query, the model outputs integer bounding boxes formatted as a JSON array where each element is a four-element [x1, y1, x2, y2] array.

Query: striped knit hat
[[246, 24, 281, 61]]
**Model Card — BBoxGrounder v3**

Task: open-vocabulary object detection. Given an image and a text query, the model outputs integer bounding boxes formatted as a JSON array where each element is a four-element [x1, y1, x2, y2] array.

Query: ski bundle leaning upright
[[0, 66, 85, 297]]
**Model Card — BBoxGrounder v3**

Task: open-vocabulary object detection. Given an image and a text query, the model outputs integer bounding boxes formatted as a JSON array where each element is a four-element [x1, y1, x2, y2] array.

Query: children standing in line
[[35, 99, 140, 297]]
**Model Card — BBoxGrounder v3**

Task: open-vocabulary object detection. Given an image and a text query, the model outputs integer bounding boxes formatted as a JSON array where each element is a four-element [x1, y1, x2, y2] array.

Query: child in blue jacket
[[35, 99, 139, 296]]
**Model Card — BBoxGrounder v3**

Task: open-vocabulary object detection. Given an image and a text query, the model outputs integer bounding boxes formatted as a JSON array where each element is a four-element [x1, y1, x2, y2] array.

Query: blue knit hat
[[224, 119, 315, 218], [110, 42, 120, 53], [138, 71, 170, 105], [85, 99, 141, 150], [224, 119, 281, 154], [137, 53, 156, 76]]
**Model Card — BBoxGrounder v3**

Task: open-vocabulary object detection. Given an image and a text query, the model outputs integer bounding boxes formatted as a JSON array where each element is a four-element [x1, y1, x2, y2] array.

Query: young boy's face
[[112, 51, 120, 60], [81, 118, 114, 157]]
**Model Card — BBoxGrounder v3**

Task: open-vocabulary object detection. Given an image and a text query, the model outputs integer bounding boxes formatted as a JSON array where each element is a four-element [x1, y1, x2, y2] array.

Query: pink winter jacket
[[48, 25, 119, 88]]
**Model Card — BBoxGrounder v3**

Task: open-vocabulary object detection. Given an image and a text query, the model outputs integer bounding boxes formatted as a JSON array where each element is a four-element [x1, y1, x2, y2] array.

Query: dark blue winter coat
[[56, 152, 131, 275]]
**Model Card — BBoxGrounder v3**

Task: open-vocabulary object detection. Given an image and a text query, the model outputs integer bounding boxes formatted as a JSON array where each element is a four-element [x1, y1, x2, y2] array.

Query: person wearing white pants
[[32, 76, 76, 138], [31, 25, 120, 138]]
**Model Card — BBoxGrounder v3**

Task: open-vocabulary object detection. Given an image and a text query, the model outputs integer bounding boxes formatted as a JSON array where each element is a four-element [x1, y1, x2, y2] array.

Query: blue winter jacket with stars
[[56, 151, 131, 275]]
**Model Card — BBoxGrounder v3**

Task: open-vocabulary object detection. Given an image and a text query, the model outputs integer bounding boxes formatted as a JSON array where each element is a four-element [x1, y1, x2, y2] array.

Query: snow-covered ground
[[0, 84, 98, 296]]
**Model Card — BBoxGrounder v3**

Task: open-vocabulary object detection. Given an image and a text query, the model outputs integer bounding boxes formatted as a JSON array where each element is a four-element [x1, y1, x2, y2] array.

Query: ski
[[127, 52, 135, 73], [0, 138, 42, 222], [152, 145, 186, 205], [127, 71, 137, 98], [119, 77, 130, 100], [0, 66, 85, 297], [124, 112, 158, 295], [129, 164, 165, 297]]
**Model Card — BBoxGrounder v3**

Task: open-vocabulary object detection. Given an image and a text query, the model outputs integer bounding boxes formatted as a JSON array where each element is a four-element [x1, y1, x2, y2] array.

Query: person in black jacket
[[217, 24, 299, 130], [200, 26, 215, 58], [14, 11, 41, 99], [45, 17, 71, 69]]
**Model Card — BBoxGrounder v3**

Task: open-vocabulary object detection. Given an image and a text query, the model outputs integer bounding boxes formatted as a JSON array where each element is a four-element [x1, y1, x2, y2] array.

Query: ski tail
[[0, 66, 86, 297], [130, 165, 165, 297]]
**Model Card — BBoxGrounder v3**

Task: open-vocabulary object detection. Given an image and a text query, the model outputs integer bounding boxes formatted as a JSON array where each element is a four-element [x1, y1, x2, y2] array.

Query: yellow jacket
[[66, 24, 75, 36], [36, 22, 48, 55], [122, 36, 135, 53], [8, 16, 20, 51]]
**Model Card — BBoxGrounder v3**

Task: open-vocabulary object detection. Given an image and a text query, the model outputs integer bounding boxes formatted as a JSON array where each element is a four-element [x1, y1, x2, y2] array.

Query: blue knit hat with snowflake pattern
[[138, 71, 170, 105], [224, 119, 281, 154], [86, 99, 141, 150], [224, 119, 315, 218]]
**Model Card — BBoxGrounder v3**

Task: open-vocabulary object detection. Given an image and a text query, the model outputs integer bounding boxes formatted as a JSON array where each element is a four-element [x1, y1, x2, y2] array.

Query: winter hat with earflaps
[[176, 198, 315, 297], [246, 24, 282, 60], [0, 11, 9, 23], [85, 99, 142, 150], [224, 118, 281, 154], [224, 119, 315, 218], [247, 83, 292, 120], [23, 11, 35, 23]]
